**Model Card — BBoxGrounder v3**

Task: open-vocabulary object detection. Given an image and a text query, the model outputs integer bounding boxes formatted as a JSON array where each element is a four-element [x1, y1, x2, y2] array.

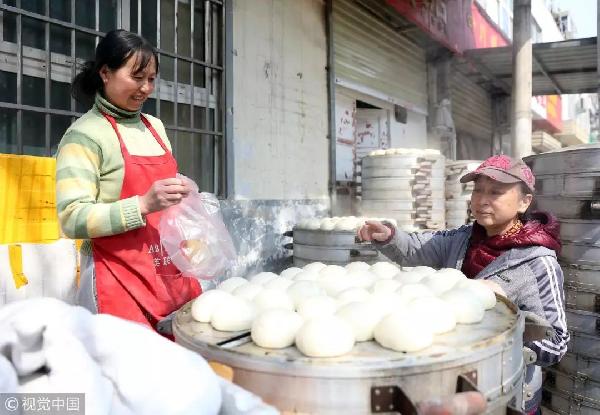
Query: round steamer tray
[[566, 308, 600, 337], [536, 173, 600, 199], [358, 211, 416, 222], [446, 191, 473, 200], [361, 178, 414, 191], [292, 257, 388, 268], [447, 220, 470, 229], [446, 212, 470, 221], [361, 198, 447, 211], [292, 243, 386, 265], [415, 216, 446, 224], [446, 160, 482, 169], [293, 228, 366, 247], [362, 177, 445, 191], [444, 214, 469, 223], [542, 386, 600, 415], [543, 367, 600, 407], [446, 182, 471, 191], [559, 219, 600, 243], [361, 167, 416, 178], [291, 228, 386, 265], [564, 284, 600, 314], [174, 295, 524, 415], [446, 199, 469, 209], [556, 352, 600, 381], [362, 154, 445, 169], [523, 144, 600, 176], [561, 263, 600, 290], [535, 196, 600, 220], [364, 170, 446, 181], [560, 242, 600, 266], [362, 154, 421, 169], [362, 189, 414, 200], [360, 198, 415, 211], [566, 330, 600, 359]]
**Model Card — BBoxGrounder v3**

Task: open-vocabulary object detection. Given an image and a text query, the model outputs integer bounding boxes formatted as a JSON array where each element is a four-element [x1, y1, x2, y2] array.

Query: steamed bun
[[191, 290, 233, 323], [295, 316, 355, 357], [211, 296, 256, 331], [251, 309, 303, 349], [336, 301, 383, 341], [217, 277, 248, 293], [440, 289, 485, 324], [374, 309, 434, 352]]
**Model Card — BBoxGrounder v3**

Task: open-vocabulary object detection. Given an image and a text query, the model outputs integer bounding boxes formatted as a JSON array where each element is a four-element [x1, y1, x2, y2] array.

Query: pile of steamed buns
[[191, 261, 496, 358], [368, 148, 442, 157], [295, 216, 398, 232]]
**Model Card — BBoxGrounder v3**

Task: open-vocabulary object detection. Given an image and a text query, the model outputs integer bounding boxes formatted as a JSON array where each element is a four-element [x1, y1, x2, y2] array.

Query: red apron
[[92, 113, 201, 333]]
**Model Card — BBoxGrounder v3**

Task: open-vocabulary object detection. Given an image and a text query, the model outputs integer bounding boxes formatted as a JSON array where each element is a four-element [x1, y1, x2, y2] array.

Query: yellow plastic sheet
[[8, 244, 29, 289], [0, 154, 59, 244], [75, 239, 83, 288]]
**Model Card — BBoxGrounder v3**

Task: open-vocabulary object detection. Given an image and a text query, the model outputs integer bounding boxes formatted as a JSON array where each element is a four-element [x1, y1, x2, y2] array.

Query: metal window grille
[[0, 0, 226, 196]]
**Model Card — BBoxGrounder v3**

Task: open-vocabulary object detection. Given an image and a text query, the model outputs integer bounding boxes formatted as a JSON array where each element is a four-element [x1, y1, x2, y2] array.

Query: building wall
[[334, 86, 430, 186], [390, 110, 428, 149], [220, 0, 331, 278], [231, 0, 329, 200], [532, 0, 563, 42], [335, 89, 356, 182]]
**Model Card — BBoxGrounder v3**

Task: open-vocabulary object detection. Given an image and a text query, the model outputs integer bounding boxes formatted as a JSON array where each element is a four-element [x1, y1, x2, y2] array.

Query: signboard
[[386, 0, 563, 134], [469, 2, 509, 48], [532, 95, 563, 133], [385, 0, 509, 53], [385, 0, 464, 53]]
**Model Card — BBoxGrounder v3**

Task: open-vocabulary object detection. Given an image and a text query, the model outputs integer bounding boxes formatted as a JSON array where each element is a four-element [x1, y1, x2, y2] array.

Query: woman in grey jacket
[[359, 155, 568, 415]]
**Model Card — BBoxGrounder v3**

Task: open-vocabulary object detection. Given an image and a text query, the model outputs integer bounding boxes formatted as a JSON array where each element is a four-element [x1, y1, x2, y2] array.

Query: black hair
[[518, 182, 535, 221], [71, 30, 159, 107]]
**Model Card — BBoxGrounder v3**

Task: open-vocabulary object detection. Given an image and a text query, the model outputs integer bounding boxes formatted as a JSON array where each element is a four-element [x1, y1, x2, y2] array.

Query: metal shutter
[[333, 0, 428, 113]]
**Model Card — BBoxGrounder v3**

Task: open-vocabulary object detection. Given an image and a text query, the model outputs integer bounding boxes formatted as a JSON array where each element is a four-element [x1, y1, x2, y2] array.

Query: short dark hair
[[71, 30, 159, 107], [518, 182, 535, 221]]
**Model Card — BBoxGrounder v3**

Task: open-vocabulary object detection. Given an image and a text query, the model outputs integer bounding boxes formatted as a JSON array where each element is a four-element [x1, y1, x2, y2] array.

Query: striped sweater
[[55, 94, 172, 254]]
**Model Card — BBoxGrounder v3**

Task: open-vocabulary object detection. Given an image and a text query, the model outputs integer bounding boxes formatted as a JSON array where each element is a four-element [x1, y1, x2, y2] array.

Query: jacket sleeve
[[524, 256, 569, 367], [56, 130, 145, 239], [373, 225, 468, 269]]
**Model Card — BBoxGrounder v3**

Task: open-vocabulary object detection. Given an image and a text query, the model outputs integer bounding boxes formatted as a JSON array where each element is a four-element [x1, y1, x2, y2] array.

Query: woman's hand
[[357, 220, 392, 242], [139, 178, 191, 216]]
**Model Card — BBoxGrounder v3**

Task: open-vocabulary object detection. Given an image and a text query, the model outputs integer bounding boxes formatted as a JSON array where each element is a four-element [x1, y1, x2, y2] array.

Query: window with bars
[[0, 0, 226, 196]]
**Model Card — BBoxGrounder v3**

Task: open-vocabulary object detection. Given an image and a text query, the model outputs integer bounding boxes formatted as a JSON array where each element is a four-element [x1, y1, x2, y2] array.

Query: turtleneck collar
[[94, 93, 141, 122]]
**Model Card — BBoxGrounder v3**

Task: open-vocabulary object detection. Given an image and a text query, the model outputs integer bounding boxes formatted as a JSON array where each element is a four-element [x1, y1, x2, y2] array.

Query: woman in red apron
[[56, 30, 201, 335]]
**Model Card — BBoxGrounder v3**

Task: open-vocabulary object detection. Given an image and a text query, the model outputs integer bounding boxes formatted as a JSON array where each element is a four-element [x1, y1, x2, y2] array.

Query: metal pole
[[511, 0, 533, 158], [224, 0, 234, 198], [597, 0, 600, 136], [326, 0, 337, 210]]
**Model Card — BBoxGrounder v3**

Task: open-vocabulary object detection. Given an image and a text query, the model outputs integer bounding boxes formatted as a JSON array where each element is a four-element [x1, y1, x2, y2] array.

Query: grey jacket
[[375, 224, 569, 410]]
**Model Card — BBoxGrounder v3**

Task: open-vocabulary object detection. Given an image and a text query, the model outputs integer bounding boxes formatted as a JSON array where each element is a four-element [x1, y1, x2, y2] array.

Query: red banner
[[385, 0, 466, 53], [533, 95, 563, 133], [386, 0, 563, 134], [384, 0, 509, 53], [470, 2, 509, 48]]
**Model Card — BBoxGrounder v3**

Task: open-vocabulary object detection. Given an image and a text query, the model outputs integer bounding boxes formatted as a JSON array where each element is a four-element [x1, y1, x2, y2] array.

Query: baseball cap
[[460, 155, 535, 192]]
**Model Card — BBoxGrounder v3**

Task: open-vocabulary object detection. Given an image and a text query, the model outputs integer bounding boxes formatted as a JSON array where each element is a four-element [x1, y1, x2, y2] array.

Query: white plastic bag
[[159, 174, 236, 280]]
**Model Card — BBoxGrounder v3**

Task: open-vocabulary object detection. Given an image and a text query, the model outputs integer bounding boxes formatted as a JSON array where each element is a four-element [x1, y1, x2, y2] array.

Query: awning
[[461, 37, 598, 96]]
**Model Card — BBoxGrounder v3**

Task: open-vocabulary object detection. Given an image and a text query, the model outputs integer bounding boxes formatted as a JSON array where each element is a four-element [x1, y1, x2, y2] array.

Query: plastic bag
[[159, 174, 236, 280]]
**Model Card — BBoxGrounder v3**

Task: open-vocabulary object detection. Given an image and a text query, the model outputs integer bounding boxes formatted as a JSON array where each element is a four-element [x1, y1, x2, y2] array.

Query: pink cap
[[460, 155, 535, 192]]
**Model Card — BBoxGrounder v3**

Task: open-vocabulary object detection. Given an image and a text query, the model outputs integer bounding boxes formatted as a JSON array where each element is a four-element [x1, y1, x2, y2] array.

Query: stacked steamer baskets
[[445, 161, 481, 228], [361, 148, 446, 231], [176, 263, 525, 414], [292, 216, 397, 267], [524, 144, 600, 414]]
